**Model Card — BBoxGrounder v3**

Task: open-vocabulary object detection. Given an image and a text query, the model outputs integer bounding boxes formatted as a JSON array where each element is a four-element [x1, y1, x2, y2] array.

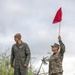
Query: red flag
[[52, 7, 62, 24]]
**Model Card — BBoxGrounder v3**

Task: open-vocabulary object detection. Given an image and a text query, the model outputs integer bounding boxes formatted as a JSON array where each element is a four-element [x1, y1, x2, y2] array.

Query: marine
[[49, 35, 65, 75]]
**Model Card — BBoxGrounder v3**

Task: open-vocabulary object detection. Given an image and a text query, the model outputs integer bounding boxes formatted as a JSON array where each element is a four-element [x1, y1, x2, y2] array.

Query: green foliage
[[28, 64, 34, 75], [0, 52, 14, 75]]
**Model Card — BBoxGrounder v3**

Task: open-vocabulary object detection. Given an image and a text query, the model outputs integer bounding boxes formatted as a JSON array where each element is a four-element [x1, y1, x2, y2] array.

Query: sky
[[0, 0, 75, 75]]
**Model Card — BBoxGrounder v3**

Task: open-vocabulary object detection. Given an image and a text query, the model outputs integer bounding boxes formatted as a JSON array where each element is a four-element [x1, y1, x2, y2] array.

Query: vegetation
[[0, 52, 14, 75]]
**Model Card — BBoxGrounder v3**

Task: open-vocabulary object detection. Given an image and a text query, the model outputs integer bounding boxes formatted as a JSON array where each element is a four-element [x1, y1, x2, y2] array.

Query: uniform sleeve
[[59, 40, 65, 55], [25, 44, 31, 65], [11, 46, 15, 67]]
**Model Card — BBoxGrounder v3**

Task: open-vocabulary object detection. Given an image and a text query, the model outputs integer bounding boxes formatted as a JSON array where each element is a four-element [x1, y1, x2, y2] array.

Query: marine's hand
[[24, 64, 28, 67], [58, 35, 61, 40]]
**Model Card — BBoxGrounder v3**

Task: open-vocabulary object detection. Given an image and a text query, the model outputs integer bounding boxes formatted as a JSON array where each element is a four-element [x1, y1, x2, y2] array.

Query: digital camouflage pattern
[[51, 72, 62, 75], [11, 42, 31, 75], [49, 40, 65, 75]]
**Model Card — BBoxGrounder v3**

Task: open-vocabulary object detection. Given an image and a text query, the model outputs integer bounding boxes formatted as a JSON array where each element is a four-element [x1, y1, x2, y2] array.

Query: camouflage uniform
[[49, 40, 65, 75], [11, 42, 31, 75]]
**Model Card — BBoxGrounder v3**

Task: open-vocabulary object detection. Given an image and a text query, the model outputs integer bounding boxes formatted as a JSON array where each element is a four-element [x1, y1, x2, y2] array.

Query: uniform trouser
[[14, 65, 28, 75], [51, 72, 62, 75]]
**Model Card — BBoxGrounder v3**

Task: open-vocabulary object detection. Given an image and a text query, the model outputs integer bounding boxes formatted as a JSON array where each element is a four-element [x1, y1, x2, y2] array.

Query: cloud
[[1, 0, 27, 14]]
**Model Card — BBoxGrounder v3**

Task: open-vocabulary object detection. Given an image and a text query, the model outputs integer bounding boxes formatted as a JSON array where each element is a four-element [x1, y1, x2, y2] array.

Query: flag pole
[[59, 22, 61, 35]]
